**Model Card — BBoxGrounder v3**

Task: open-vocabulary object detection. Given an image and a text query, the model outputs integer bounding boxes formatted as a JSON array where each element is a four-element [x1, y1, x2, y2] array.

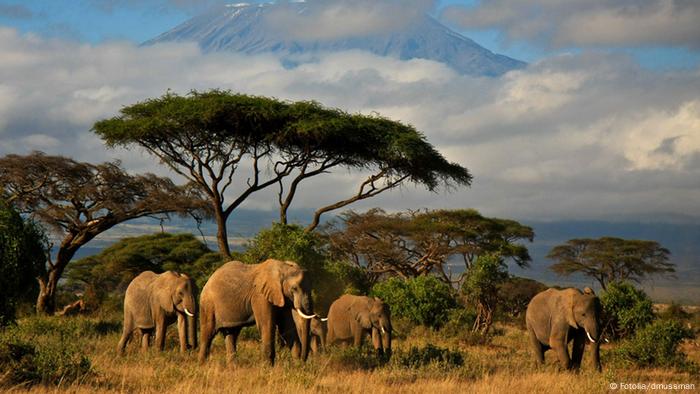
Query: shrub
[[371, 276, 456, 329], [498, 276, 548, 319], [329, 345, 386, 370], [613, 320, 695, 370], [440, 308, 477, 338], [396, 344, 464, 369], [600, 282, 654, 339], [0, 330, 92, 386]]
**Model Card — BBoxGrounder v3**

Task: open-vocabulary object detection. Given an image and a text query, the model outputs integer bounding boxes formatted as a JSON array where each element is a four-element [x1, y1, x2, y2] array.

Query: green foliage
[[613, 320, 695, 370], [439, 308, 478, 340], [600, 282, 654, 339], [0, 201, 46, 325], [396, 344, 464, 369], [371, 276, 456, 328], [548, 237, 674, 290], [0, 317, 99, 386], [462, 254, 508, 333], [64, 233, 222, 311]]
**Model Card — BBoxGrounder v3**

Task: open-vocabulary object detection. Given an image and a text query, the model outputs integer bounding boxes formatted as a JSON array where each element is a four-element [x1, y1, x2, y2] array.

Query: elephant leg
[[571, 331, 586, 371], [352, 323, 364, 348], [224, 328, 241, 366], [259, 320, 276, 366], [528, 328, 545, 366], [155, 317, 167, 351], [177, 314, 188, 353], [140, 329, 150, 352], [592, 340, 602, 372], [198, 327, 215, 364], [310, 336, 318, 354], [551, 338, 571, 370], [117, 315, 133, 355], [371, 327, 383, 357]]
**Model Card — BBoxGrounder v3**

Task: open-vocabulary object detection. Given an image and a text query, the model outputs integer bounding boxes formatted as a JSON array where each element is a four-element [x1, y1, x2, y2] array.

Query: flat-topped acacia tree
[[0, 152, 208, 314], [93, 90, 471, 256]]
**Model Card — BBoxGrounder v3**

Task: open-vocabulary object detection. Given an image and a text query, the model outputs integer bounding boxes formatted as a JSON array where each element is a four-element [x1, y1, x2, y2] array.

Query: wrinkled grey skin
[[526, 287, 602, 371], [327, 295, 392, 358], [198, 259, 314, 365], [118, 271, 197, 354]]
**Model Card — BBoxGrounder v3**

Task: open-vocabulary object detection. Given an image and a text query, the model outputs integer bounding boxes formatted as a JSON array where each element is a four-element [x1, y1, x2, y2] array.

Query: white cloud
[[442, 0, 700, 50], [0, 27, 699, 223]]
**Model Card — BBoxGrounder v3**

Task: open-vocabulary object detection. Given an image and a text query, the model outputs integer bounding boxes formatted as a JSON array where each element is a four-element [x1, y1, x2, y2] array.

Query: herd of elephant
[[117, 258, 602, 371]]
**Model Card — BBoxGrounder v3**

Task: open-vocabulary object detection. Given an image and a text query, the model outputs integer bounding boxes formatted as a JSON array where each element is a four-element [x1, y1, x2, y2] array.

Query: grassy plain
[[1, 314, 698, 393]]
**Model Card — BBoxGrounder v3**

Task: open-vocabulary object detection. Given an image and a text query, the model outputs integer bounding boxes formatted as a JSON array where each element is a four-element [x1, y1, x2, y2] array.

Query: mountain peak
[[144, 3, 525, 77]]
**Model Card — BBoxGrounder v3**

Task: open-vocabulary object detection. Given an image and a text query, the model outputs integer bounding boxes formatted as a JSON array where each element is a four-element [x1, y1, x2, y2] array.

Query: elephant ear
[[353, 299, 372, 328], [254, 260, 285, 307], [583, 287, 595, 295], [565, 291, 579, 328]]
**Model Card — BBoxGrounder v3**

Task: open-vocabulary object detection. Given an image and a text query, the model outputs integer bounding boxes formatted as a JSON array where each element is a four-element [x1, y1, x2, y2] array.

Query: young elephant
[[198, 259, 317, 365], [117, 271, 197, 354], [526, 287, 601, 371], [326, 295, 392, 358], [278, 312, 327, 355]]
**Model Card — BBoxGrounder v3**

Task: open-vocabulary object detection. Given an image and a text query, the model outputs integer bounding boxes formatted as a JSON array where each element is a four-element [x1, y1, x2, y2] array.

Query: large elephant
[[326, 295, 392, 358], [525, 287, 601, 371], [198, 259, 317, 365], [117, 271, 197, 354]]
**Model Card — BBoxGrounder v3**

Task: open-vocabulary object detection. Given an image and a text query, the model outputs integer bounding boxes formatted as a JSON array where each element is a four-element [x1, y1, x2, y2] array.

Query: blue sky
[[2, 0, 699, 69]]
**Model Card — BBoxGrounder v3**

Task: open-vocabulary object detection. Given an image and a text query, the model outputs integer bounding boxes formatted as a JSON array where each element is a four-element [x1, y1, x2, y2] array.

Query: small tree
[[0, 201, 47, 325], [0, 152, 208, 314], [498, 276, 548, 318], [462, 254, 508, 334], [548, 237, 674, 290], [327, 208, 532, 284]]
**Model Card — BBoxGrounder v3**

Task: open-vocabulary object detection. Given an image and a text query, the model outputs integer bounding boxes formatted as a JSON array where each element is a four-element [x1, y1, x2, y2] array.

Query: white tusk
[[184, 307, 195, 317], [295, 308, 317, 320], [320, 317, 328, 322], [586, 331, 596, 343], [380, 325, 386, 335]]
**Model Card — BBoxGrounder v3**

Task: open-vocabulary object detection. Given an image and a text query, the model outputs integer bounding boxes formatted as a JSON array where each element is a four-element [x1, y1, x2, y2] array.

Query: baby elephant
[[118, 271, 197, 354], [327, 295, 392, 358], [526, 287, 601, 371]]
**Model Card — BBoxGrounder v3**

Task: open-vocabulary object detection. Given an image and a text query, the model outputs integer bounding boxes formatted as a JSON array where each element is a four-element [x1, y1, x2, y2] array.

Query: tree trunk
[[214, 207, 231, 258], [36, 265, 65, 315]]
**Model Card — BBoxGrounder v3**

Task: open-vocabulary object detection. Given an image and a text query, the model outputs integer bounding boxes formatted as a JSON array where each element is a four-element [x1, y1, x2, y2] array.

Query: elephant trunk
[[381, 325, 392, 359], [294, 292, 312, 361], [583, 320, 600, 343], [188, 313, 198, 349]]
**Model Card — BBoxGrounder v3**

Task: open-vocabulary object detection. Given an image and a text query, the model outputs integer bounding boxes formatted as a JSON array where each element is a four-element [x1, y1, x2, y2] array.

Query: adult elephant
[[198, 259, 316, 365], [117, 271, 197, 354], [326, 295, 392, 358], [525, 287, 602, 371]]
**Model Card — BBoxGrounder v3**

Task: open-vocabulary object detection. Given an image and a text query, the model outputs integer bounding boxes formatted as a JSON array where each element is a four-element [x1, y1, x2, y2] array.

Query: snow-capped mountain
[[143, 2, 525, 77]]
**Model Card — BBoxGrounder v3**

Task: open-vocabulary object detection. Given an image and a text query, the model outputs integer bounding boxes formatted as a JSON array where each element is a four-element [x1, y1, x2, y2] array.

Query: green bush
[[0, 330, 91, 386], [600, 282, 654, 339], [329, 345, 386, 370], [396, 344, 464, 369], [371, 276, 456, 329], [613, 320, 695, 370], [440, 308, 477, 337]]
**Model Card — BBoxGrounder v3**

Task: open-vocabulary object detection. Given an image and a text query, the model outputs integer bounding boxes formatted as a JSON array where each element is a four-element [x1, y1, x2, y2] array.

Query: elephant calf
[[525, 287, 601, 371], [118, 271, 197, 355], [326, 295, 392, 358]]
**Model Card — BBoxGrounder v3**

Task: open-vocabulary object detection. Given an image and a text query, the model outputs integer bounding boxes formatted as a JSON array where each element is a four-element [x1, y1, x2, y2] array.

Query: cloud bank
[[1, 27, 699, 222], [442, 0, 700, 49]]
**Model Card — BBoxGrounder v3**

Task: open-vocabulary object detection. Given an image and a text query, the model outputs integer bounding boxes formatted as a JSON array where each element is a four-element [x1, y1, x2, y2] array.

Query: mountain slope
[[143, 2, 525, 77]]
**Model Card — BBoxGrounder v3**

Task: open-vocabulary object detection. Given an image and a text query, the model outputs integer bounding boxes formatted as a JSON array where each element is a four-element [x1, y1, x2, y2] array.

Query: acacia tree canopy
[[547, 237, 675, 290], [0, 152, 209, 314], [93, 90, 471, 256], [325, 208, 534, 284]]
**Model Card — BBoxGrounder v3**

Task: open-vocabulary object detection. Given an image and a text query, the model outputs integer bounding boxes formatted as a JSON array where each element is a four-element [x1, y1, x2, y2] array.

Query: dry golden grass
[[4, 318, 699, 394]]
